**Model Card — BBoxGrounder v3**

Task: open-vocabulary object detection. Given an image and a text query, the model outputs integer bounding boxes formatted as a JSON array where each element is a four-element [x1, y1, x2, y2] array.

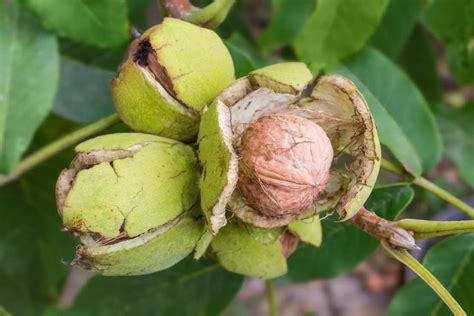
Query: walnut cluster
[[237, 114, 334, 217]]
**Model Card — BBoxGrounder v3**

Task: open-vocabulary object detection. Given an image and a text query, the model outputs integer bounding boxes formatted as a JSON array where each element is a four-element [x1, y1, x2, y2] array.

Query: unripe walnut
[[237, 114, 334, 217]]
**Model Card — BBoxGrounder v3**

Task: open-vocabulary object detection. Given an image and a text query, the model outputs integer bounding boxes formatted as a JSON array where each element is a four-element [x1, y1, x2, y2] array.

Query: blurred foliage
[[47, 258, 244, 316], [0, 0, 473, 314], [423, 0, 474, 84], [0, 0, 59, 173], [437, 104, 474, 188], [369, 0, 426, 58], [53, 58, 116, 123]]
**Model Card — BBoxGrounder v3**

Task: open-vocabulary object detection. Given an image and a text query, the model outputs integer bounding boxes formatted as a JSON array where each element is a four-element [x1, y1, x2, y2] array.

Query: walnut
[[238, 114, 333, 217]]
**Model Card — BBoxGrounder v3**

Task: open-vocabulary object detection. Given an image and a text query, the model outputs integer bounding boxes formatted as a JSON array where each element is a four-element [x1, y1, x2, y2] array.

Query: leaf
[[217, 4, 253, 41], [293, 0, 388, 69], [287, 184, 414, 281], [398, 25, 442, 103], [0, 117, 78, 314], [422, 0, 474, 84], [53, 58, 116, 123], [0, 0, 59, 174], [387, 233, 474, 315], [336, 65, 423, 177], [126, 0, 152, 31], [436, 105, 474, 188], [225, 33, 284, 77], [258, 0, 315, 54], [225, 40, 257, 78], [369, 0, 426, 59], [52, 258, 244, 316], [59, 38, 127, 71], [342, 47, 442, 171], [25, 0, 130, 48], [0, 270, 34, 315], [0, 305, 11, 316]]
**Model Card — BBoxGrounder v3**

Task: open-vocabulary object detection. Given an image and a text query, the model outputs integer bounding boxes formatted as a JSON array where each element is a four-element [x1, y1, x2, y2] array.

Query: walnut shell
[[238, 114, 333, 217]]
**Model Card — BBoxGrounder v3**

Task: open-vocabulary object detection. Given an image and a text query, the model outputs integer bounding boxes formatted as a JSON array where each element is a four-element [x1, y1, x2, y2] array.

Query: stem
[[185, 0, 236, 29], [381, 158, 474, 219], [0, 114, 120, 186], [265, 279, 278, 316], [398, 219, 474, 240], [381, 240, 466, 316], [159, 0, 192, 18], [58, 267, 96, 309], [413, 177, 474, 218], [381, 158, 405, 175]]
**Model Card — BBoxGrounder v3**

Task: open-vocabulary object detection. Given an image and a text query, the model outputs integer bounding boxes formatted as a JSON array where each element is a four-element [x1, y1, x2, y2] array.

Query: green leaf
[[0, 305, 11, 316], [258, 0, 315, 54], [217, 4, 253, 41], [225, 41, 257, 78], [288, 184, 414, 281], [25, 0, 130, 48], [59, 38, 127, 71], [126, 0, 152, 31], [387, 233, 474, 315], [0, 117, 78, 314], [53, 258, 244, 316], [53, 58, 116, 123], [336, 65, 423, 177], [342, 47, 442, 171], [0, 270, 34, 315], [225, 33, 284, 75], [398, 25, 442, 103], [422, 0, 474, 84], [293, 0, 388, 68], [0, 0, 59, 174], [436, 105, 474, 188], [369, 0, 426, 58]]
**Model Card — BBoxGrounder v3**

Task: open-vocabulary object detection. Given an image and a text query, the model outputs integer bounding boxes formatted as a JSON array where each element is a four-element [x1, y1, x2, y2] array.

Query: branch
[[159, 0, 235, 29], [265, 279, 278, 316], [381, 159, 474, 218], [159, 0, 192, 19], [398, 218, 474, 240], [381, 240, 466, 316], [0, 114, 120, 187]]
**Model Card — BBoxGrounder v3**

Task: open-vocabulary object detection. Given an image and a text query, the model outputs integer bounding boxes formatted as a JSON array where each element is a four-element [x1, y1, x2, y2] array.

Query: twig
[[381, 159, 474, 218], [398, 218, 474, 240], [265, 279, 278, 316], [58, 266, 96, 309], [381, 240, 466, 316], [159, 0, 192, 18], [0, 114, 120, 186]]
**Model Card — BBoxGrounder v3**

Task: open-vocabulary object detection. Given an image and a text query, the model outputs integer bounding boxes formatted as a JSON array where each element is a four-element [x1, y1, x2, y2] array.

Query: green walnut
[[55, 133, 203, 276], [198, 62, 381, 234], [111, 17, 235, 141], [210, 220, 287, 279], [209, 216, 322, 279]]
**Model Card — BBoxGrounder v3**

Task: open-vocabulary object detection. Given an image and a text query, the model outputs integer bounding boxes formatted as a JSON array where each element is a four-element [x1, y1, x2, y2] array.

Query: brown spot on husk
[[133, 40, 177, 99]]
